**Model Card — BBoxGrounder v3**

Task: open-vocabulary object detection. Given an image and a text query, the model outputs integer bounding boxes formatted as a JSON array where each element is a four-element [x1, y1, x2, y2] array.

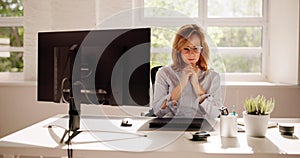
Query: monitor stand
[[47, 86, 82, 144], [60, 97, 81, 144], [48, 44, 82, 144], [62, 44, 81, 144]]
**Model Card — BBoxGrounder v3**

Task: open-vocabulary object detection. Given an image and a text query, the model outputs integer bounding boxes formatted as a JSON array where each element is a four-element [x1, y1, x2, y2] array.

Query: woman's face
[[180, 34, 202, 66]]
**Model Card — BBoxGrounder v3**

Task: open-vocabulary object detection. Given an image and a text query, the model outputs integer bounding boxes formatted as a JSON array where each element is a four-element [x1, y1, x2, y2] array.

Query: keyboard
[[148, 117, 214, 131]]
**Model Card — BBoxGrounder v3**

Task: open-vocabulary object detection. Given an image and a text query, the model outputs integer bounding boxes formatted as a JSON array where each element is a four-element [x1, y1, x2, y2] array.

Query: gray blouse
[[152, 65, 222, 119]]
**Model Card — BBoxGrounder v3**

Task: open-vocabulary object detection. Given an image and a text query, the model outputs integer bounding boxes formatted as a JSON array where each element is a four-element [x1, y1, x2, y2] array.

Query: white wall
[[96, 0, 133, 26], [1, 0, 300, 139], [268, 0, 299, 84], [224, 84, 300, 118]]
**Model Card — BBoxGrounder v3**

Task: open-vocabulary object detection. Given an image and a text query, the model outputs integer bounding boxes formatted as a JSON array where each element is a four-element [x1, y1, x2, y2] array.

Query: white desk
[[0, 114, 300, 158]]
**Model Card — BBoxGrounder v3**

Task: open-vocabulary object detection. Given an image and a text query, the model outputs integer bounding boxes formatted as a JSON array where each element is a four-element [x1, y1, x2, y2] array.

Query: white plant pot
[[243, 111, 270, 137]]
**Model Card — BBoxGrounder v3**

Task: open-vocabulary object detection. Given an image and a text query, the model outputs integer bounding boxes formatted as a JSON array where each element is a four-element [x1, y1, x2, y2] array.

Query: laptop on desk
[[148, 117, 215, 131]]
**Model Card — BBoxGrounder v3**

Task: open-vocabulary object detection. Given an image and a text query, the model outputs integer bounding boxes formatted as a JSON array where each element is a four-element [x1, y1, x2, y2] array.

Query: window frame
[[135, 0, 269, 82], [0, 16, 24, 76]]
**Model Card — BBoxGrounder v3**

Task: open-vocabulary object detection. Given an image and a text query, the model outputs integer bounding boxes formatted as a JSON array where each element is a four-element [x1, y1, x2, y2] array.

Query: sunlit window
[[142, 0, 266, 79], [207, 0, 263, 18], [144, 0, 198, 17], [0, 0, 24, 72], [207, 27, 262, 73]]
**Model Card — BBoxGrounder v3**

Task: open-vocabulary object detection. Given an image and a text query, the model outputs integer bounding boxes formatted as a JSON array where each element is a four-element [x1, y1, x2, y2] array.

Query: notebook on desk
[[148, 117, 215, 131]]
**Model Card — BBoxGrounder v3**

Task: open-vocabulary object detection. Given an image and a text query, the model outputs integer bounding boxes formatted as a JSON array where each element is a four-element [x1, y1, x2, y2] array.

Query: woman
[[152, 24, 222, 119]]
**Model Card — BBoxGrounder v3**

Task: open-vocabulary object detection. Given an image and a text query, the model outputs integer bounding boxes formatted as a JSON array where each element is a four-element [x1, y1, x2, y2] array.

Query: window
[[207, 0, 263, 18], [0, 0, 24, 73], [144, 0, 198, 17], [207, 26, 263, 73], [138, 0, 267, 81]]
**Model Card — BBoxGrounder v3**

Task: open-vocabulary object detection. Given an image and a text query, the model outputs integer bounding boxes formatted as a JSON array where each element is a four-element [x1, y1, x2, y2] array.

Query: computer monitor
[[38, 28, 151, 106]]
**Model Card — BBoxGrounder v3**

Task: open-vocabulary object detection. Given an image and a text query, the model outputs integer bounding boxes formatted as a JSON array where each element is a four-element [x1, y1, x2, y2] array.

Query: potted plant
[[243, 95, 275, 137]]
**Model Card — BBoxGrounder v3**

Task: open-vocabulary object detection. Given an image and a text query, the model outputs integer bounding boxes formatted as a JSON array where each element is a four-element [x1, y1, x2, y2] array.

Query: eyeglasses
[[182, 46, 203, 55]]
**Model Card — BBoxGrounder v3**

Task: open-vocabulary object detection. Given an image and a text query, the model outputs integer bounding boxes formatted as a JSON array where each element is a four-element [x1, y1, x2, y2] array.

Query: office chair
[[151, 65, 162, 86], [143, 65, 162, 117]]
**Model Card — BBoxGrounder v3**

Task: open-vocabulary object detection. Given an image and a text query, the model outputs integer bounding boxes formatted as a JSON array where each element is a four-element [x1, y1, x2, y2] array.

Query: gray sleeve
[[196, 73, 222, 119], [152, 68, 177, 118]]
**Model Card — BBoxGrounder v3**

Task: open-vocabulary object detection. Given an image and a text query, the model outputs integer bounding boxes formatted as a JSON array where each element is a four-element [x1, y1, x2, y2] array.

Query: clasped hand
[[167, 65, 207, 108], [181, 65, 206, 96]]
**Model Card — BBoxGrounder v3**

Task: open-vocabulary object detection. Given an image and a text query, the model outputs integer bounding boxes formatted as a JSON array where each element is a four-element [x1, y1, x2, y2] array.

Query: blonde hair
[[171, 24, 210, 71]]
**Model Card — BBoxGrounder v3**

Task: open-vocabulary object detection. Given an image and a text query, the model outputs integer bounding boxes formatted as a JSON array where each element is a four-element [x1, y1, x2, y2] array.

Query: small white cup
[[220, 114, 238, 137]]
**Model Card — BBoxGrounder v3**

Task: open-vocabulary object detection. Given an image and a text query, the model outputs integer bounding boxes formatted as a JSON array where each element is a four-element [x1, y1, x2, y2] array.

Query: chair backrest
[[144, 66, 162, 117], [151, 66, 162, 85]]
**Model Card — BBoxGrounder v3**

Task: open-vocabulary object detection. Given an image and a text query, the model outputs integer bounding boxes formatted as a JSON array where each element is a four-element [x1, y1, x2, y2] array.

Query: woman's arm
[[196, 72, 223, 119], [160, 82, 184, 109], [189, 67, 207, 103], [169, 75, 189, 102], [152, 68, 175, 117], [152, 67, 190, 117]]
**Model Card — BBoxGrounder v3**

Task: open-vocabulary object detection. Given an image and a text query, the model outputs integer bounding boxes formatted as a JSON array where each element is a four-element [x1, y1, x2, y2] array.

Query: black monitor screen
[[38, 28, 151, 106]]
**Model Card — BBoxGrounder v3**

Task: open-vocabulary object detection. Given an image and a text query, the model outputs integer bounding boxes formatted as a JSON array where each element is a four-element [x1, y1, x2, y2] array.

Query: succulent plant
[[244, 95, 275, 115]]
